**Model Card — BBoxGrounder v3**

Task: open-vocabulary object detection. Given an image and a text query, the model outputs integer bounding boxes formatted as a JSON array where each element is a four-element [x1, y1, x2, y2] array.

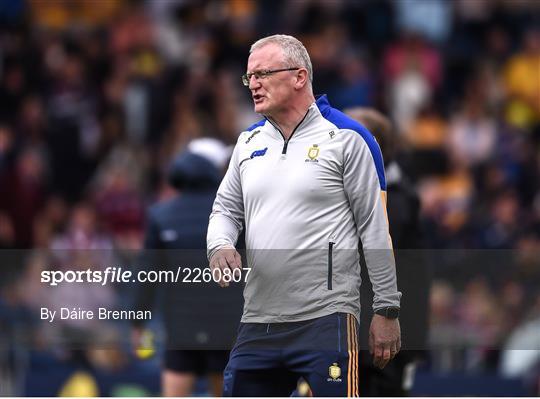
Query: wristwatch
[[375, 307, 400, 319]]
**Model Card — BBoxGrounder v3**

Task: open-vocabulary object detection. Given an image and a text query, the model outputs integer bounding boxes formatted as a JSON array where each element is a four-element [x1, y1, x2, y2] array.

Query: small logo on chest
[[305, 144, 320, 163]]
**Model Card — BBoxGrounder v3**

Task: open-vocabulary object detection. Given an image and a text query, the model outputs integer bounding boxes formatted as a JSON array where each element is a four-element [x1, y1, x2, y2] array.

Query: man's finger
[[209, 255, 218, 271], [225, 253, 239, 270], [380, 345, 391, 369], [373, 343, 383, 368], [210, 251, 225, 270], [372, 353, 379, 369], [383, 345, 391, 359], [217, 257, 230, 287], [390, 340, 398, 359], [233, 251, 242, 269]]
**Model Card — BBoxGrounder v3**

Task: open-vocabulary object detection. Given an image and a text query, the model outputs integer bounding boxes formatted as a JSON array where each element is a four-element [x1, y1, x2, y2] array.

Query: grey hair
[[250, 34, 313, 84]]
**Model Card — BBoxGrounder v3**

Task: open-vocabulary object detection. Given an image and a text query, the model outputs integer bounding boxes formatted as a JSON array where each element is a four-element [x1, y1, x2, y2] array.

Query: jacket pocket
[[327, 240, 335, 290]]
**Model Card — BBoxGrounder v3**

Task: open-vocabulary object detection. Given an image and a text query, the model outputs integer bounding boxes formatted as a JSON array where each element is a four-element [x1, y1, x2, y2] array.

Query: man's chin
[[254, 104, 268, 115]]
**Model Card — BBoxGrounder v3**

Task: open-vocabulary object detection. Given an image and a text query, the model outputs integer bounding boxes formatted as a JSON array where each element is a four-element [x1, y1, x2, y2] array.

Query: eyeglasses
[[241, 68, 300, 86]]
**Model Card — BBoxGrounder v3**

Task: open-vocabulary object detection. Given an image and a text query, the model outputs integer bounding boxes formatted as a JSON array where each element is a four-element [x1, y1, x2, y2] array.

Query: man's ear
[[294, 68, 309, 90]]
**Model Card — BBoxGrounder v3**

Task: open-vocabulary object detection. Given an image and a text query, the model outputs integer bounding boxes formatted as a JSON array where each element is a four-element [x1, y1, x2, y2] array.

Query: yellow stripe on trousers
[[352, 315, 358, 396], [347, 314, 359, 397]]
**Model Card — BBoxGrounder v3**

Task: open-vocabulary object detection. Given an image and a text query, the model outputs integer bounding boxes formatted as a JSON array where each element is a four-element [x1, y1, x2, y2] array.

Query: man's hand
[[369, 314, 401, 369], [209, 247, 242, 287]]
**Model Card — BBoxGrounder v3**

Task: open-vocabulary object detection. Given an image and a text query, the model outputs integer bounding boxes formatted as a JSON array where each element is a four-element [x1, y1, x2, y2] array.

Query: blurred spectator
[[383, 32, 442, 131], [499, 280, 527, 333], [447, 78, 497, 168], [90, 145, 146, 249], [394, 0, 453, 44], [0, 212, 15, 249], [480, 189, 522, 249], [45, 202, 116, 325], [0, 124, 15, 178], [304, 22, 348, 95], [479, 26, 512, 111], [457, 279, 504, 356], [430, 281, 457, 329], [29, 0, 124, 30], [17, 95, 47, 145], [403, 104, 449, 178], [330, 48, 374, 109], [45, 42, 102, 201], [0, 58, 27, 123], [452, 0, 495, 58], [43, 203, 117, 375], [503, 26, 540, 130], [32, 195, 69, 249], [0, 270, 38, 395], [428, 281, 462, 372], [50, 202, 113, 252], [404, 104, 447, 151], [418, 168, 474, 248], [0, 146, 49, 247]]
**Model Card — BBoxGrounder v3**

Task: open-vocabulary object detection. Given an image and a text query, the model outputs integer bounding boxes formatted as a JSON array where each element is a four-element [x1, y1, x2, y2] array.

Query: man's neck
[[268, 94, 316, 140]]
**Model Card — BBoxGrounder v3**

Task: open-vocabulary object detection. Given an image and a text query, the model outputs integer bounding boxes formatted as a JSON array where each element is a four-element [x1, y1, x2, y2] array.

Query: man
[[345, 108, 429, 396], [207, 35, 401, 397], [133, 138, 243, 396]]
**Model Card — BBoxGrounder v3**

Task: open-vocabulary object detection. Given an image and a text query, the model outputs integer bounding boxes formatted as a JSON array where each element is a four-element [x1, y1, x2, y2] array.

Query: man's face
[[246, 44, 297, 116]]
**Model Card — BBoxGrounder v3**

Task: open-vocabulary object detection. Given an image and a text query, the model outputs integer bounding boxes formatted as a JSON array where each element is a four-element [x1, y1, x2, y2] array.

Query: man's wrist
[[208, 245, 234, 261], [374, 306, 400, 319]]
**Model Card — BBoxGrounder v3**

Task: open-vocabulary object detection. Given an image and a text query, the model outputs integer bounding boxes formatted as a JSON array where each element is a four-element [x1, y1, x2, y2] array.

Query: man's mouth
[[253, 94, 264, 103]]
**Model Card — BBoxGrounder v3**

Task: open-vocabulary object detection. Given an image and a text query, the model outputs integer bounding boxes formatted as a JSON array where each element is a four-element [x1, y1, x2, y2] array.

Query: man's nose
[[249, 75, 261, 89]]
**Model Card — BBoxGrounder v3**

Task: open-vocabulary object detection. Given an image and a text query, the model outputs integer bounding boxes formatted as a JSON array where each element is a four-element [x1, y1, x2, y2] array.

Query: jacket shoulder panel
[[322, 107, 386, 190], [246, 118, 266, 132]]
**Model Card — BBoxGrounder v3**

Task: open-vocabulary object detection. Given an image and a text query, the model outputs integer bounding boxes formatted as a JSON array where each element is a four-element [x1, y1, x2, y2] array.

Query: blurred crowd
[[0, 0, 539, 395]]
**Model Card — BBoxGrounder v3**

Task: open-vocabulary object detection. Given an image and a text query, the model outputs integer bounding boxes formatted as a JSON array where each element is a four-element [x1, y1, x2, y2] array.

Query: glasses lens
[[242, 74, 249, 86]]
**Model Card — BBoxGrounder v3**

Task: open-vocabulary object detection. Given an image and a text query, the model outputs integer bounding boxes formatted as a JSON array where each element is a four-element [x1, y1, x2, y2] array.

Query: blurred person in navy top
[[132, 138, 243, 396], [345, 107, 429, 396]]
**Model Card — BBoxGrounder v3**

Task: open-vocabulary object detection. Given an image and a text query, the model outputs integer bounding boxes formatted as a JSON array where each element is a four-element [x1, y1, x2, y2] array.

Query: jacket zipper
[[327, 240, 335, 290], [266, 108, 310, 155]]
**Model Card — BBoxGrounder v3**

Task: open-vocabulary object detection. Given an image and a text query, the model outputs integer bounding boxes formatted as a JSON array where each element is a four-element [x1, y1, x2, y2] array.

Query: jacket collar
[[263, 94, 331, 140], [315, 94, 331, 118]]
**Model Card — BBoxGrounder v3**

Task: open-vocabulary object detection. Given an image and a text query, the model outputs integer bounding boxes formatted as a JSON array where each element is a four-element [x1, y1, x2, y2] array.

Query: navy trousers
[[223, 313, 359, 397]]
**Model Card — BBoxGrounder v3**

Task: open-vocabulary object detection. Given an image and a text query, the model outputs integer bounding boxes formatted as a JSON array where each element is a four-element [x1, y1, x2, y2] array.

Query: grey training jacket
[[207, 95, 401, 323]]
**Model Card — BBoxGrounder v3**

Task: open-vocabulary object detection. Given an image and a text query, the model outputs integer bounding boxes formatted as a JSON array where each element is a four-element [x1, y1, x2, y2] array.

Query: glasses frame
[[242, 67, 300, 86]]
